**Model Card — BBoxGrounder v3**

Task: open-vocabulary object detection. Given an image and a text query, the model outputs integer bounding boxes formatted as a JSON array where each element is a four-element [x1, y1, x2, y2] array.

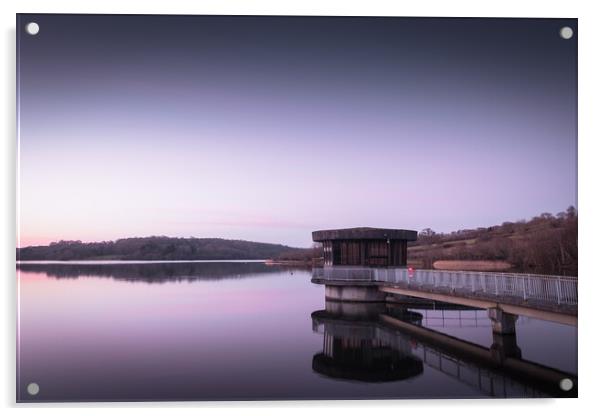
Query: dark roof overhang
[[312, 227, 417, 242]]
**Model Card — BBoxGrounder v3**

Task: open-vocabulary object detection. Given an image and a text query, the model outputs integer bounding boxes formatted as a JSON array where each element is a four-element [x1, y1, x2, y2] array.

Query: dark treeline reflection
[[17, 262, 298, 283]]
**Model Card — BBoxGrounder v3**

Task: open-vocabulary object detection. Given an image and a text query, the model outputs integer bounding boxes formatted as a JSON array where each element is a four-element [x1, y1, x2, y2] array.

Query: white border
[[2, 1, 601, 414]]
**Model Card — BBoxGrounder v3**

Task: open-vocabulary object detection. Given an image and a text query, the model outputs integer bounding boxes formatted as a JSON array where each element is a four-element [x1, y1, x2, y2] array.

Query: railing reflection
[[311, 301, 577, 398]]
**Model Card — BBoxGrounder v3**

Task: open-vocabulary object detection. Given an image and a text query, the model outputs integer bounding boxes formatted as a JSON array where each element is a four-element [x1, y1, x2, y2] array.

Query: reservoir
[[16, 261, 577, 402]]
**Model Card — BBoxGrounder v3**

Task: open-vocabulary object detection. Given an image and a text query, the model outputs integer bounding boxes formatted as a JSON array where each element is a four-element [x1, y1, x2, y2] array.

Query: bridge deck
[[380, 284, 576, 326], [312, 267, 577, 325]]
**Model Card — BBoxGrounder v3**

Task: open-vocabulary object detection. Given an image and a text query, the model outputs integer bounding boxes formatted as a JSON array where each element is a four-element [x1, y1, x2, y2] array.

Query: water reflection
[[312, 301, 577, 398], [17, 262, 576, 402], [312, 303, 424, 382], [17, 261, 294, 283]]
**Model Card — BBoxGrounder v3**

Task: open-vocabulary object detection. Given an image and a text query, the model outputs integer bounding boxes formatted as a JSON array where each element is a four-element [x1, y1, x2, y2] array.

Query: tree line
[[16, 236, 303, 261], [411, 206, 577, 275]]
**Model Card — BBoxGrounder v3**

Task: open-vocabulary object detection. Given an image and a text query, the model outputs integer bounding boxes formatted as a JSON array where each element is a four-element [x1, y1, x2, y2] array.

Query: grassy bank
[[408, 207, 577, 275]]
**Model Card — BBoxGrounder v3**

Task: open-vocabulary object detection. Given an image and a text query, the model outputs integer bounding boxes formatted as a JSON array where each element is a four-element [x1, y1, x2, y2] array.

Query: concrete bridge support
[[324, 300, 386, 318], [491, 333, 522, 362], [325, 285, 387, 302], [488, 307, 521, 362], [488, 307, 518, 335]]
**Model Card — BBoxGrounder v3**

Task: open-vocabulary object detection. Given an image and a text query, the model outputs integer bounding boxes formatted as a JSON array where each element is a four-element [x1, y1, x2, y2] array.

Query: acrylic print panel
[[16, 14, 578, 402]]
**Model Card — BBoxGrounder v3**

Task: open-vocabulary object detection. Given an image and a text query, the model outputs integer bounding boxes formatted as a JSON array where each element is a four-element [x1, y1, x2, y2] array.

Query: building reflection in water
[[311, 301, 577, 398], [312, 302, 423, 382]]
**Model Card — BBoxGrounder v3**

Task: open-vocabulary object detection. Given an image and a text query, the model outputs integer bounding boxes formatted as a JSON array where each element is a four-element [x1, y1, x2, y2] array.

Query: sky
[[17, 15, 577, 248]]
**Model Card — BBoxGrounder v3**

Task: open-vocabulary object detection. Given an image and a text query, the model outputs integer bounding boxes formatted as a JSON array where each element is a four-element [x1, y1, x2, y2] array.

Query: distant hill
[[16, 207, 578, 275], [408, 207, 577, 276], [16, 236, 306, 261], [276, 207, 578, 276]]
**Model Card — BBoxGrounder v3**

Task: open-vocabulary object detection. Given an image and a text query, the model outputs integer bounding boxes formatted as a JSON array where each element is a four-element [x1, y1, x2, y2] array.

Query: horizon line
[[16, 206, 577, 250]]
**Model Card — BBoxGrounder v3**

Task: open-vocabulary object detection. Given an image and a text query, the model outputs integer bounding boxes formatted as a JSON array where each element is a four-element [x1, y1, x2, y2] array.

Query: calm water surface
[[17, 261, 577, 402]]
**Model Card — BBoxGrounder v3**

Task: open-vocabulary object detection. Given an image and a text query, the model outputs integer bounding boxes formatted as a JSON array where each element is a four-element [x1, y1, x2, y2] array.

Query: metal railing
[[313, 266, 373, 281], [312, 267, 578, 306], [416, 309, 527, 328]]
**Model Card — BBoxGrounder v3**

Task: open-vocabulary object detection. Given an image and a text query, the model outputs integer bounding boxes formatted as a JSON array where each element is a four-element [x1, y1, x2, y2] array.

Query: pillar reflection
[[311, 302, 423, 382]]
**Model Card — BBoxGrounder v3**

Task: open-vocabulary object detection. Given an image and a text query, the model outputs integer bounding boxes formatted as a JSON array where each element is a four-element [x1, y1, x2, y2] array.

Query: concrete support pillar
[[488, 307, 521, 363], [490, 333, 522, 362], [325, 300, 386, 318], [325, 285, 387, 302], [488, 307, 518, 335]]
